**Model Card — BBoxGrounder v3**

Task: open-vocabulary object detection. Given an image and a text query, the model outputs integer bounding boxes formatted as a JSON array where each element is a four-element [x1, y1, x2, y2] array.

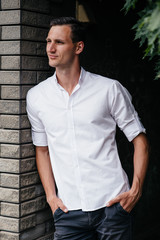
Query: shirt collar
[[52, 67, 85, 92]]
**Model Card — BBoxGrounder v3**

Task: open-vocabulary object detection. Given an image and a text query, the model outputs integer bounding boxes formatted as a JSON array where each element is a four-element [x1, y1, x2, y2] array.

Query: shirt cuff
[[123, 119, 146, 142], [32, 131, 48, 146]]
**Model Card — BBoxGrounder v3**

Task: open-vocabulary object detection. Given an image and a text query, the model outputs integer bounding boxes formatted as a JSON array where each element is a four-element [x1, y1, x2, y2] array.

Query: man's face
[[46, 25, 78, 69]]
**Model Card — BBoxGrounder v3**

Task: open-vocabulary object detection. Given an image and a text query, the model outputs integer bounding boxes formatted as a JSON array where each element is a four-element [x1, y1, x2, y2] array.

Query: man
[[26, 17, 149, 240]]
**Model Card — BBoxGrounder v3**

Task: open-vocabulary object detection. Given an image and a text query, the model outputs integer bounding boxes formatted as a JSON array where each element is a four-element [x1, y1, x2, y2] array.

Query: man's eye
[[56, 41, 64, 44]]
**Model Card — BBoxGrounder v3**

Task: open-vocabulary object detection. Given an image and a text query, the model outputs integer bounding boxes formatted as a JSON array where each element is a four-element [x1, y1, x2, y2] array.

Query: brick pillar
[[0, 1, 56, 239]]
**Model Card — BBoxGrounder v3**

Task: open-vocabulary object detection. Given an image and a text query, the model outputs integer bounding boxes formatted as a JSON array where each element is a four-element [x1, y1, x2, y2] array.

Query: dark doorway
[[78, 0, 160, 239]]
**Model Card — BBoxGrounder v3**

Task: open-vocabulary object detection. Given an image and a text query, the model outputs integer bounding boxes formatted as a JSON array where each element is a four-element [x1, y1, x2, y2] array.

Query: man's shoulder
[[86, 70, 116, 87], [27, 75, 54, 100]]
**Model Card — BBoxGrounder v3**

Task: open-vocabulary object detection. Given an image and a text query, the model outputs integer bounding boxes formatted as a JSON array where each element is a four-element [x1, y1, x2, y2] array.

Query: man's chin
[[49, 61, 57, 68]]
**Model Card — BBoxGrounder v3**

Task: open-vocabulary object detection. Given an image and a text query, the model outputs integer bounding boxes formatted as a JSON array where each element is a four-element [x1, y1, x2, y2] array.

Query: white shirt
[[26, 68, 145, 211]]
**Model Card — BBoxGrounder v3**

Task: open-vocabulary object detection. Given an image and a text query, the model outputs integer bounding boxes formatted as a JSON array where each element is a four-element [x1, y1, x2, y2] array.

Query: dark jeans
[[53, 203, 133, 240]]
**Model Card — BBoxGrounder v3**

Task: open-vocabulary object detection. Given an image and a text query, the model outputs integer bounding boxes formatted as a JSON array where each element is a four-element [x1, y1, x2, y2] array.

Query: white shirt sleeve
[[109, 81, 146, 142], [26, 91, 48, 146]]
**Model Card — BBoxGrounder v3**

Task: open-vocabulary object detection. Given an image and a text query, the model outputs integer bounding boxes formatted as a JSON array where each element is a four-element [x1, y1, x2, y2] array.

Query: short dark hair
[[49, 16, 86, 43]]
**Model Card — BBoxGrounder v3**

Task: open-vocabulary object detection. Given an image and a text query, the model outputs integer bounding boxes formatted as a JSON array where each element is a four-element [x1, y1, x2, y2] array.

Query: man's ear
[[75, 41, 84, 55]]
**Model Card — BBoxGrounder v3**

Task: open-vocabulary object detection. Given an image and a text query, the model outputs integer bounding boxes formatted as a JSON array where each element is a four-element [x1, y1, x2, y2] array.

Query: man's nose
[[48, 42, 56, 52]]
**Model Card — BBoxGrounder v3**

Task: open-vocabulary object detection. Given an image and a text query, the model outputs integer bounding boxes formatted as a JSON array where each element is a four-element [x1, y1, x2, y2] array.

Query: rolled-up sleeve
[[109, 81, 146, 142], [26, 91, 48, 146]]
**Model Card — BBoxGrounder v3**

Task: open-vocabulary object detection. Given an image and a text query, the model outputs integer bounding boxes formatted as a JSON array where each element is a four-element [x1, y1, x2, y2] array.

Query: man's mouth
[[49, 55, 58, 59]]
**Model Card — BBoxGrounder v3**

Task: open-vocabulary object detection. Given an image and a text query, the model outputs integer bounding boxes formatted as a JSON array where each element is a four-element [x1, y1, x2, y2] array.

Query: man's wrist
[[46, 194, 57, 204], [130, 177, 142, 198]]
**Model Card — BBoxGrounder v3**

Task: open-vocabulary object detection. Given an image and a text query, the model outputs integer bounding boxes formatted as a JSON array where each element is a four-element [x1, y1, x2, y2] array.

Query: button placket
[[62, 86, 86, 209], [67, 94, 86, 209], [67, 95, 76, 156]]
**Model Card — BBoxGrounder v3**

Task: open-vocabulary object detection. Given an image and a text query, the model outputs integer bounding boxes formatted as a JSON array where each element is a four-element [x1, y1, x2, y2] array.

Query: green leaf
[[147, 4, 160, 31], [122, 0, 138, 14], [123, 0, 160, 79]]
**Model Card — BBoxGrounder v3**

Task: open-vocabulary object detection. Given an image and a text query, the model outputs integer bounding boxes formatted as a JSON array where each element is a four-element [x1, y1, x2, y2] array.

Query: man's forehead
[[47, 25, 72, 39]]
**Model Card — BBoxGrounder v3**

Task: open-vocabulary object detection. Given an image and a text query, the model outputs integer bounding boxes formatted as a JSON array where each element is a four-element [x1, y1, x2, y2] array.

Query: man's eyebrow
[[55, 38, 65, 42], [46, 37, 65, 42]]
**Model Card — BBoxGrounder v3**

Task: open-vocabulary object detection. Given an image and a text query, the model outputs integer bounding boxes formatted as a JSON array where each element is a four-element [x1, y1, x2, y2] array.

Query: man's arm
[[106, 133, 149, 212], [36, 146, 68, 214]]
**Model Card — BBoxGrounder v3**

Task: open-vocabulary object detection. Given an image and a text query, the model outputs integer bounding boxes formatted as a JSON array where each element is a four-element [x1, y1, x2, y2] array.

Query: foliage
[[123, 0, 160, 79], [123, 0, 139, 13]]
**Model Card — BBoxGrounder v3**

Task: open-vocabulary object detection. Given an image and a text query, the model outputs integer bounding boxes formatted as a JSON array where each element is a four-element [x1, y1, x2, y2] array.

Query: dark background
[[51, 0, 160, 238], [78, 0, 160, 239]]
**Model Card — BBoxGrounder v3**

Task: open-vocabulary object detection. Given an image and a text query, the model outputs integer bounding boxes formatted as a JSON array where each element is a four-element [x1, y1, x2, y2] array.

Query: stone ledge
[[0, 70, 52, 85], [1, 26, 21, 39], [20, 158, 36, 173], [0, 158, 20, 173], [0, 129, 20, 144], [36, 208, 53, 225], [22, 26, 48, 41], [0, 171, 39, 188], [37, 71, 54, 83], [21, 41, 46, 56], [0, 157, 36, 173], [21, 196, 47, 216], [0, 144, 35, 158], [0, 214, 37, 232], [1, 25, 48, 41], [0, 40, 46, 56], [0, 216, 20, 232], [0, 173, 20, 188], [0, 10, 50, 27], [20, 223, 46, 240], [0, 10, 20, 25], [0, 100, 19, 114], [0, 100, 26, 114], [0, 0, 50, 13], [20, 214, 37, 232], [20, 171, 40, 187], [0, 41, 20, 55], [22, 56, 49, 70], [0, 0, 20, 10], [20, 184, 44, 202], [1, 56, 20, 70], [0, 129, 31, 144], [22, 11, 51, 28], [0, 185, 45, 203], [0, 202, 20, 218], [0, 231, 20, 240], [0, 187, 19, 203], [1, 85, 32, 99], [0, 115, 30, 129], [0, 196, 48, 217], [36, 232, 54, 240], [0, 56, 49, 71], [0, 71, 20, 84], [0, 220, 54, 240]]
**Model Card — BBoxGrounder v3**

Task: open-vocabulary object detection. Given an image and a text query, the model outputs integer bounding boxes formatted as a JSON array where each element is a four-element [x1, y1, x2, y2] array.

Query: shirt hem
[[67, 204, 107, 212]]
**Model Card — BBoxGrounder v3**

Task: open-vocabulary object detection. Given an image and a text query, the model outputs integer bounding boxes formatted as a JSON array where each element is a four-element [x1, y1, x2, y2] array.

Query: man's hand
[[47, 195, 68, 215], [107, 133, 149, 213], [35, 146, 68, 215], [106, 188, 141, 213]]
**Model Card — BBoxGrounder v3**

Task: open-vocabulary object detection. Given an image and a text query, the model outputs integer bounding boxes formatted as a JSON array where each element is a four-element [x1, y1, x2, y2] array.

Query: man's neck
[[56, 65, 81, 96]]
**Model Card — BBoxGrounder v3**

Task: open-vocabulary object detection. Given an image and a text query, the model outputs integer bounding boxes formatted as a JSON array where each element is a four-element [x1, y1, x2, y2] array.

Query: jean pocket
[[53, 208, 62, 216], [116, 203, 130, 216], [53, 208, 64, 222]]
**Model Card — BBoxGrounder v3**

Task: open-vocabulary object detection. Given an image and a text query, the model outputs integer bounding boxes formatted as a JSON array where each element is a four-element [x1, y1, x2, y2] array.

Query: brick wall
[[0, 0, 62, 239]]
